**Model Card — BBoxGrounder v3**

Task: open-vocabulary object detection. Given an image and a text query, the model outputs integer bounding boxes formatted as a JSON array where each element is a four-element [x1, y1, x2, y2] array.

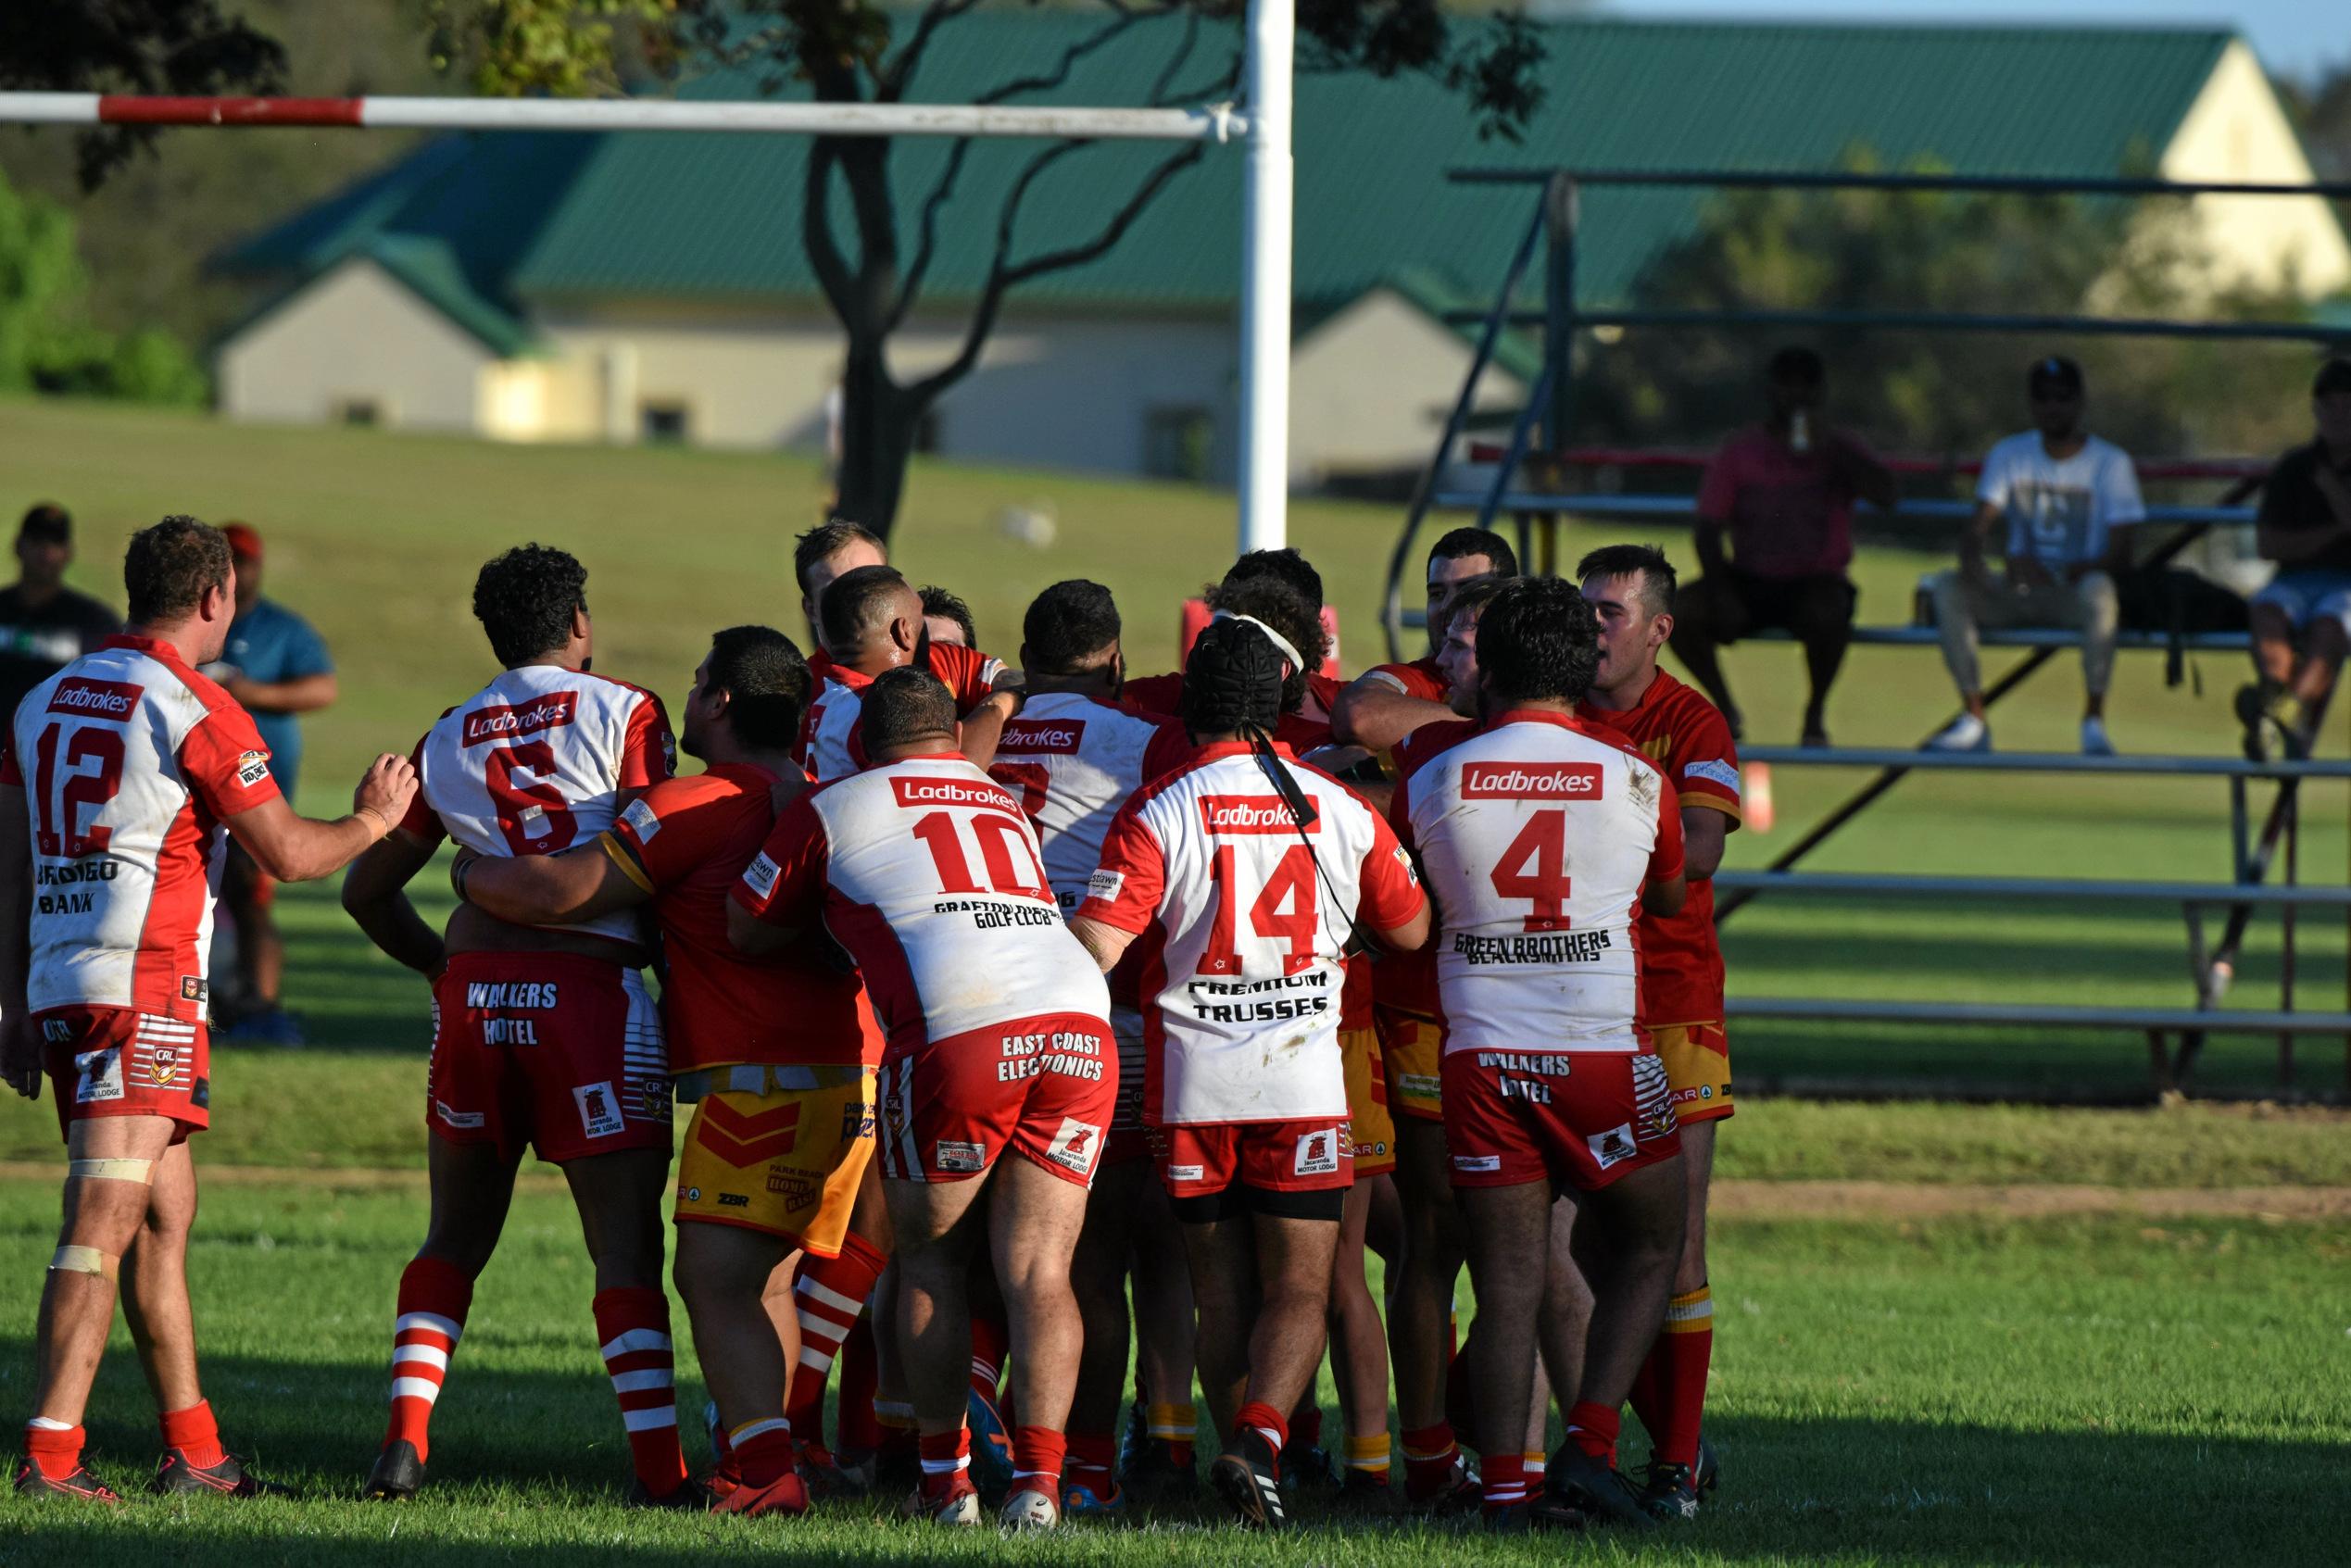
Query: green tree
[[426, 0, 1546, 535], [0, 167, 206, 405]]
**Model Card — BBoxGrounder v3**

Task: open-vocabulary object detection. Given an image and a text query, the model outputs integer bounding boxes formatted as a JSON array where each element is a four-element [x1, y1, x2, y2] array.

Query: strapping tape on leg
[[49, 1245, 119, 1280], [68, 1158, 155, 1185]]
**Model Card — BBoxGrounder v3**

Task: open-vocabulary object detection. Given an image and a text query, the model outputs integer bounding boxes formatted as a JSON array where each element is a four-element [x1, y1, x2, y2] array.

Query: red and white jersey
[[3, 635, 283, 1019], [1078, 742, 1424, 1126], [987, 691, 1192, 915], [734, 751, 1109, 1052], [1397, 709, 1683, 1056], [798, 645, 1006, 784], [402, 663, 673, 947]]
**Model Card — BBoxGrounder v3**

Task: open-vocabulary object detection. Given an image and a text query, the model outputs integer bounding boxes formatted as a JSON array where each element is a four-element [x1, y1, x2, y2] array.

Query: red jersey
[[798, 644, 1006, 784], [605, 763, 880, 1072], [1377, 718, 1480, 1019], [1122, 669, 1345, 753], [1576, 670, 1741, 1024], [1360, 657, 1447, 705]]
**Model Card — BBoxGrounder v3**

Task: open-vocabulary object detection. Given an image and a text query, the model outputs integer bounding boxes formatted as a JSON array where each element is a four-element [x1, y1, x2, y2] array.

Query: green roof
[[222, 15, 2257, 336]]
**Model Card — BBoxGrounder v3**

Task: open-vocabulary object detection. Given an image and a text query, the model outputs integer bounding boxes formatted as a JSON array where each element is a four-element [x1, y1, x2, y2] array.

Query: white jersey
[[1079, 743, 1424, 1126], [6, 635, 283, 1018], [409, 663, 673, 946], [736, 753, 1109, 1049], [1399, 710, 1684, 1056], [987, 691, 1191, 915], [798, 644, 1006, 784]]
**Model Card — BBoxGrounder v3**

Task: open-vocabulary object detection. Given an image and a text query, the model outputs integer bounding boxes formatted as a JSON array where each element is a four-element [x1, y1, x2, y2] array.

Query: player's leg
[[562, 1145, 690, 1502], [1550, 1156, 1686, 1526], [786, 1160, 890, 1474], [674, 1224, 798, 1442], [1177, 1203, 1258, 1446], [883, 1171, 992, 1521], [987, 1149, 1090, 1519], [1389, 1115, 1470, 1506], [1326, 1175, 1391, 1501], [1457, 1175, 1551, 1523], [19, 1113, 176, 1499], [1064, 1155, 1145, 1511], [1127, 1173, 1200, 1489], [1202, 1198, 1340, 1530], [117, 1139, 254, 1492]]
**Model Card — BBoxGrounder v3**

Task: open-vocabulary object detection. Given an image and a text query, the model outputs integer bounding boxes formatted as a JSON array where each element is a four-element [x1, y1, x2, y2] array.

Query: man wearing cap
[[2239, 359, 2351, 760], [1927, 357, 2144, 755], [0, 505, 121, 726], [208, 524, 337, 1042]]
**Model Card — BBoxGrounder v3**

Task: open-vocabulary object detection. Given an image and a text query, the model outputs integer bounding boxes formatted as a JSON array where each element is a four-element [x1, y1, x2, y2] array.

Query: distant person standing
[[0, 505, 120, 725], [1926, 358, 2143, 756], [207, 524, 337, 1043], [1668, 348, 1897, 748], [2238, 359, 2351, 761]]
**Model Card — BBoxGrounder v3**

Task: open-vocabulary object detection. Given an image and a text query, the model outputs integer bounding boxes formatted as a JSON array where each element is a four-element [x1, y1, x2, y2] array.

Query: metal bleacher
[[1381, 166, 2351, 1098]]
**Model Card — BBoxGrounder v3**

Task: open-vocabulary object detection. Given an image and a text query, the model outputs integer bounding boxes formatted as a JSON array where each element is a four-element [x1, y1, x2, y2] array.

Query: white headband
[[1210, 609, 1305, 674]]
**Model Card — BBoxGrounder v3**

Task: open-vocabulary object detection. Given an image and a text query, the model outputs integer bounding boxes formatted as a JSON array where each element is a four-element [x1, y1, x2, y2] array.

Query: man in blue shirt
[[212, 522, 338, 1042]]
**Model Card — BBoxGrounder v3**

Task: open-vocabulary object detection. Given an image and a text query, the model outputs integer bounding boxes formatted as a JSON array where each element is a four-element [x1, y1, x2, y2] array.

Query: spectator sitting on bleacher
[[1669, 345, 1897, 748], [2237, 358, 2351, 762], [1926, 357, 2143, 757]]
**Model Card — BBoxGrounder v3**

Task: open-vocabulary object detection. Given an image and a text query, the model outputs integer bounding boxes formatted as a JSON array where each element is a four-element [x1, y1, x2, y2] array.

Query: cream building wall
[[2160, 38, 2351, 297], [216, 257, 494, 432], [1290, 289, 1528, 482]]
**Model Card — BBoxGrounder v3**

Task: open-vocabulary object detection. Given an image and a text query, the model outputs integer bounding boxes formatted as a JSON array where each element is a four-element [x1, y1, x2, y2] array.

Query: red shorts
[[875, 1011, 1116, 1188], [1150, 1119, 1354, 1201], [1440, 1047, 1680, 1192], [428, 952, 672, 1165], [40, 1007, 209, 1144]]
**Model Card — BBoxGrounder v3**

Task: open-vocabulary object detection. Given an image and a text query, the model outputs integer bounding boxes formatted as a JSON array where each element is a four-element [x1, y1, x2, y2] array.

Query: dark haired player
[[986, 580, 1193, 1512], [801, 566, 1020, 784], [733, 668, 1115, 1530], [1124, 550, 1348, 751], [452, 625, 884, 1518], [342, 545, 693, 1505], [793, 521, 887, 644], [1396, 578, 1688, 1530], [1072, 616, 1427, 1531], [919, 586, 977, 650], [2, 515, 415, 1500], [1329, 526, 1516, 758]]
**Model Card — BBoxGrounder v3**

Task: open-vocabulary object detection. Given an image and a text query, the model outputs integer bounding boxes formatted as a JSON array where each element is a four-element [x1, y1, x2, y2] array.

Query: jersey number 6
[[484, 741, 578, 855]]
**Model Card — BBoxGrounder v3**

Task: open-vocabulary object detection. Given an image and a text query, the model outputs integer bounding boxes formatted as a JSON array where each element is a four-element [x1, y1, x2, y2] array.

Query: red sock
[[969, 1308, 1009, 1400], [1010, 1425, 1066, 1495], [592, 1286, 686, 1498], [1065, 1430, 1117, 1495], [918, 1427, 970, 1501], [1566, 1400, 1619, 1464], [384, 1255, 472, 1461], [1288, 1403, 1323, 1451], [1481, 1449, 1527, 1512], [159, 1399, 225, 1468], [24, 1423, 84, 1482], [786, 1234, 886, 1448], [732, 1423, 798, 1489], [1402, 1422, 1460, 1501], [1651, 1287, 1714, 1468], [837, 1315, 883, 1455], [1232, 1400, 1289, 1463]]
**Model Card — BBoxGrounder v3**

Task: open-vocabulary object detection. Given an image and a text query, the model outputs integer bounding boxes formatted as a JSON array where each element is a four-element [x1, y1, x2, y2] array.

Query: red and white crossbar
[[0, 91, 1246, 143]]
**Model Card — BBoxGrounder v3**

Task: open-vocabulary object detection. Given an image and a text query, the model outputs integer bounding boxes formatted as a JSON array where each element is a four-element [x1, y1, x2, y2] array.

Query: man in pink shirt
[[1667, 347, 1896, 747]]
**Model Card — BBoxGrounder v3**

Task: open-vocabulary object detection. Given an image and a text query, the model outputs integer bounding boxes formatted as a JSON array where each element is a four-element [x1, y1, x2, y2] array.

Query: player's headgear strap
[[1210, 610, 1304, 675]]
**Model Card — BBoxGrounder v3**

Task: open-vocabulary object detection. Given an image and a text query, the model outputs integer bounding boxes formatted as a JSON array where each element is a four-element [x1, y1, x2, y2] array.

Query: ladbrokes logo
[[997, 719, 1085, 755], [890, 775, 1019, 813], [1461, 762, 1604, 800], [1198, 795, 1319, 834], [48, 679, 142, 720], [462, 691, 579, 746]]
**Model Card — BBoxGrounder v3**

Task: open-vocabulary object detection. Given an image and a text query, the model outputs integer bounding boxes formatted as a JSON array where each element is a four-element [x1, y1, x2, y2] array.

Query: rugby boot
[[362, 1439, 424, 1500], [1406, 1451, 1483, 1515], [1544, 1444, 1656, 1529], [1694, 1436, 1722, 1499], [1528, 1488, 1589, 1531], [1481, 1499, 1531, 1534], [14, 1456, 122, 1503], [1121, 1434, 1196, 1508], [1637, 1459, 1702, 1522], [625, 1474, 712, 1511], [906, 1474, 983, 1525], [155, 1448, 290, 1498], [1276, 1437, 1336, 1492], [999, 1483, 1062, 1530], [1332, 1466, 1397, 1515], [966, 1386, 1014, 1493], [796, 1440, 869, 1499], [1060, 1477, 1126, 1519], [710, 1469, 809, 1518], [1116, 1398, 1148, 1475], [1208, 1427, 1285, 1531]]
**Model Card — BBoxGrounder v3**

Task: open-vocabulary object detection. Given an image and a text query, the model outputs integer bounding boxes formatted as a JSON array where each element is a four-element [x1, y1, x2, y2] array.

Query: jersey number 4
[[1201, 844, 1318, 976], [1490, 809, 1573, 932], [31, 722, 126, 859]]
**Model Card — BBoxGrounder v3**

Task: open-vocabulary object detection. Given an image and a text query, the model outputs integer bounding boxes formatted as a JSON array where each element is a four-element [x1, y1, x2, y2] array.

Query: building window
[[1144, 406, 1214, 483], [640, 401, 691, 445], [333, 397, 383, 427]]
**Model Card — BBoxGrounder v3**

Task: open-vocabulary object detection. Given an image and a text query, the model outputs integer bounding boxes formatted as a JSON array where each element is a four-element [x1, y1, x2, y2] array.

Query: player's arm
[[958, 676, 1025, 771], [0, 782, 39, 1100], [1066, 915, 1133, 974], [1642, 771, 1690, 918], [454, 835, 649, 927], [225, 753, 416, 884], [1330, 671, 1455, 754], [1357, 813, 1432, 953], [230, 671, 338, 715], [726, 799, 825, 958], [342, 827, 446, 976], [1680, 807, 1729, 883]]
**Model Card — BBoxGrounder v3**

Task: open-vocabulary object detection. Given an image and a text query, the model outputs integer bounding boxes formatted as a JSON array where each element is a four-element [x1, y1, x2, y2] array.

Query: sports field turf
[[0, 397, 2344, 1562]]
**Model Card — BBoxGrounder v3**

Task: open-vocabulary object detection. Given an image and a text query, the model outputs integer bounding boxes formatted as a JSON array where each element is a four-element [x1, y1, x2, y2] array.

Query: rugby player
[[0, 515, 418, 1500], [793, 521, 887, 644], [342, 545, 693, 1505], [1072, 614, 1428, 1531], [731, 668, 1114, 1530], [1576, 545, 1737, 1518], [1124, 549, 1347, 751], [919, 585, 977, 650], [1328, 526, 1517, 756], [1396, 578, 1689, 1530], [984, 579, 1194, 1515], [799, 566, 1020, 784], [449, 624, 883, 1517]]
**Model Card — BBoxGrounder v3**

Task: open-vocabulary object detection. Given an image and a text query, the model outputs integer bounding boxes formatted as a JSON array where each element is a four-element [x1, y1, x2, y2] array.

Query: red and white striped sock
[[384, 1256, 471, 1462], [784, 1233, 886, 1445], [592, 1286, 686, 1498]]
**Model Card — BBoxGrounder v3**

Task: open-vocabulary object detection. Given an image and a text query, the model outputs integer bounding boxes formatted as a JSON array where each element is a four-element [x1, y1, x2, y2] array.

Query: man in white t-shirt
[[1928, 357, 2144, 755]]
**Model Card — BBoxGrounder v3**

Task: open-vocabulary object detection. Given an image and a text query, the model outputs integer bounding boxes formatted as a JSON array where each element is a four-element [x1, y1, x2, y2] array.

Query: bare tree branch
[[880, 0, 985, 101], [999, 141, 1202, 288], [800, 139, 863, 328]]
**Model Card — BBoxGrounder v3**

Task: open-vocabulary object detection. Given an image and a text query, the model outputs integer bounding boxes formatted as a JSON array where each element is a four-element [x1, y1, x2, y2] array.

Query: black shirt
[[0, 584, 123, 729], [2257, 440, 2351, 575]]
